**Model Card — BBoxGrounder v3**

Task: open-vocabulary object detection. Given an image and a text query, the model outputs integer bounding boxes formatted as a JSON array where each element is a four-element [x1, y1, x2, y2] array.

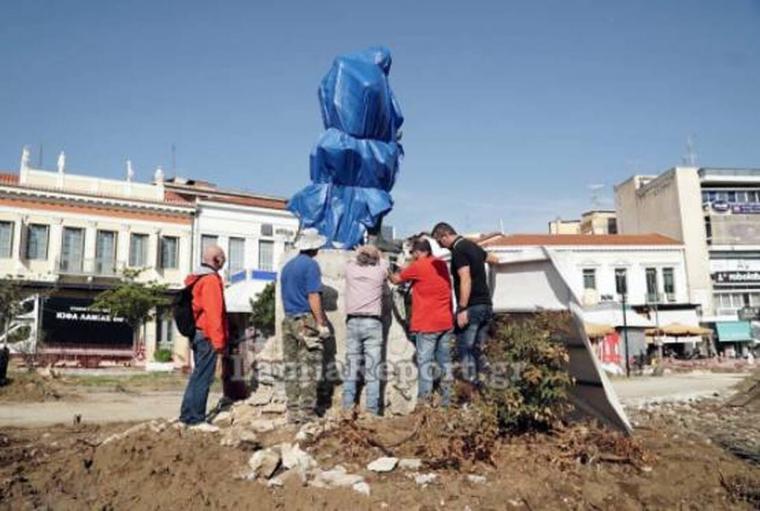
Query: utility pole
[[622, 292, 630, 377]]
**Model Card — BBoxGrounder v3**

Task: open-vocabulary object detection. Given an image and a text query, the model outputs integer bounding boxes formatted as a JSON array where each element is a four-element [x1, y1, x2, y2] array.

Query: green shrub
[[476, 311, 574, 434], [153, 348, 173, 363], [250, 282, 275, 337]]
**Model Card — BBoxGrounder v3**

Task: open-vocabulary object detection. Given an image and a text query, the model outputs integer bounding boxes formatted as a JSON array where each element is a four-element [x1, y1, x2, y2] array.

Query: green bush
[[153, 348, 173, 363], [250, 282, 275, 337], [476, 311, 574, 434]]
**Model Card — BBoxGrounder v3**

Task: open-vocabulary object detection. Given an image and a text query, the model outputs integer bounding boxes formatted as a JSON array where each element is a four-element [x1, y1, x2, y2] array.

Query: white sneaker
[[188, 423, 220, 433]]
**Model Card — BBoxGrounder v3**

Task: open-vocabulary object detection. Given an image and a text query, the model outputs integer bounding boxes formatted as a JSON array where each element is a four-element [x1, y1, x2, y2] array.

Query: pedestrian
[[390, 238, 454, 406], [431, 222, 499, 386], [343, 245, 389, 415], [280, 228, 331, 424], [179, 244, 229, 430]]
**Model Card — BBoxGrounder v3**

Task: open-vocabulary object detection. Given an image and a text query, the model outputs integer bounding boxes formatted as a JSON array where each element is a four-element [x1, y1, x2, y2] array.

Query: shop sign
[[712, 201, 730, 213], [41, 297, 134, 347], [731, 203, 760, 214], [712, 271, 760, 284]]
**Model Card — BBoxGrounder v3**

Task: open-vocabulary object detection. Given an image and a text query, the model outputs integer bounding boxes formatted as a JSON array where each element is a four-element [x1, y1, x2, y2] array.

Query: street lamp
[[616, 271, 630, 377]]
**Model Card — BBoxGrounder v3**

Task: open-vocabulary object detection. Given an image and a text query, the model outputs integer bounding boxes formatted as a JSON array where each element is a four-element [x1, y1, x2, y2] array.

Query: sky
[[1, 0, 759, 236]]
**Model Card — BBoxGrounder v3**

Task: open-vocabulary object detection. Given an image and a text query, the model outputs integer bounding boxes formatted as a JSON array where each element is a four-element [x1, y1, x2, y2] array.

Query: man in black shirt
[[432, 222, 499, 384]]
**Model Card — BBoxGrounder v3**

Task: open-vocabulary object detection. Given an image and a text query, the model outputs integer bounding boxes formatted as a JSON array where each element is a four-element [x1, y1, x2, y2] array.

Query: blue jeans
[[457, 304, 492, 383], [180, 332, 218, 425], [415, 330, 454, 406], [342, 317, 384, 415]]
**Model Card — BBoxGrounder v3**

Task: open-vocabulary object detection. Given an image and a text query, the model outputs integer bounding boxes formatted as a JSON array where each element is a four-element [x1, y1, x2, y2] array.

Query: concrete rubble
[[367, 456, 399, 472]]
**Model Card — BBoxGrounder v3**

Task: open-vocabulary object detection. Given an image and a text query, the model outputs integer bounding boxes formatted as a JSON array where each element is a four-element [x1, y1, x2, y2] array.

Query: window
[[614, 268, 627, 296], [26, 224, 49, 260], [607, 218, 618, 234], [228, 237, 245, 274], [261, 224, 273, 237], [156, 307, 174, 348], [258, 240, 274, 271], [645, 267, 658, 302], [728, 191, 736, 202], [60, 227, 84, 272], [707, 191, 717, 202], [662, 267, 675, 301], [582, 268, 596, 290], [0, 221, 13, 258], [715, 293, 747, 315], [716, 191, 727, 201], [129, 233, 149, 267], [200, 235, 218, 263], [737, 191, 748, 203], [95, 230, 117, 275], [160, 236, 179, 269]]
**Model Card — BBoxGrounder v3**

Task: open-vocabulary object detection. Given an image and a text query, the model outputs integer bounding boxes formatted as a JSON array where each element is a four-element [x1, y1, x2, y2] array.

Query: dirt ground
[[2, 386, 759, 510]]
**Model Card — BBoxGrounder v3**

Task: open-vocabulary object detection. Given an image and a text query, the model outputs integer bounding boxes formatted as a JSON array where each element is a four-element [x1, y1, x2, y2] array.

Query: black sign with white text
[[41, 297, 134, 347]]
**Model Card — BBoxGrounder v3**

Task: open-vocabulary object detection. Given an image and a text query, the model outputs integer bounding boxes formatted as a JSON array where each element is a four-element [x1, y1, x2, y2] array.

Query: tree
[[0, 279, 23, 349], [91, 269, 170, 355], [250, 282, 275, 338]]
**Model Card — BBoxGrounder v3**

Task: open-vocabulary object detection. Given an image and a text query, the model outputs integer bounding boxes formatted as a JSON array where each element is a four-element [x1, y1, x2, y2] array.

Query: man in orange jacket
[[179, 244, 229, 428]]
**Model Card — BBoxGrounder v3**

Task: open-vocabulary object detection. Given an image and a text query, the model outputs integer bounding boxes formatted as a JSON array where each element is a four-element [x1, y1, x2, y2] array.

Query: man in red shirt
[[390, 238, 454, 406]]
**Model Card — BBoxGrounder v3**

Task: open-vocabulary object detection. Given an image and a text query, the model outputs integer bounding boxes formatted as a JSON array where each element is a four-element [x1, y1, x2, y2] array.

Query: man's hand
[[317, 324, 331, 339], [456, 309, 469, 329]]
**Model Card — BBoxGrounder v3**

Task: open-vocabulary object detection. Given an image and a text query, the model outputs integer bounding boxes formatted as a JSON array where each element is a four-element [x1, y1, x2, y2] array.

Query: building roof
[[164, 181, 289, 210], [0, 171, 194, 211], [480, 233, 682, 247]]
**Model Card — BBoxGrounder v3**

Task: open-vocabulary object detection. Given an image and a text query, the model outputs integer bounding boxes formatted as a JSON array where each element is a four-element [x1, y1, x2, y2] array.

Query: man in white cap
[[280, 228, 330, 423]]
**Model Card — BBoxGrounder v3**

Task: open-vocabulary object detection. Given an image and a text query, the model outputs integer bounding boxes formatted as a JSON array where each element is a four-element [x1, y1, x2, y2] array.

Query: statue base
[[261, 249, 417, 416]]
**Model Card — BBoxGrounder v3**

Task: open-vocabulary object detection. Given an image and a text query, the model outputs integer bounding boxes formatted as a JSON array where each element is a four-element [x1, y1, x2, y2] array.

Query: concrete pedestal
[[263, 249, 417, 415]]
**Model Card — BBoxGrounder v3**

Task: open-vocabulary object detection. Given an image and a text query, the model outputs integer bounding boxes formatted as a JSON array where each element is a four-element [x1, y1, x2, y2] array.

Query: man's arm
[[486, 253, 500, 265], [456, 266, 472, 329], [308, 292, 324, 327]]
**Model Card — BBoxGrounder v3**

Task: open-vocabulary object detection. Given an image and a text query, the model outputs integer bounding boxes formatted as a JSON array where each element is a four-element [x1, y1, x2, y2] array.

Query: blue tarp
[[288, 47, 403, 248]]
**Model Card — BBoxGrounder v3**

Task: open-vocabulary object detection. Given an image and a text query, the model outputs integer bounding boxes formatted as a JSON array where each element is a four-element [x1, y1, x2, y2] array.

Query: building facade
[[480, 233, 703, 363], [548, 210, 617, 235], [2, 149, 298, 366], [615, 166, 760, 355]]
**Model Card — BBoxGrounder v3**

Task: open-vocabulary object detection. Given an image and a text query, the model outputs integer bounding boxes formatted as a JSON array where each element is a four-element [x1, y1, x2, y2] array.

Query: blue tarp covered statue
[[288, 47, 404, 248]]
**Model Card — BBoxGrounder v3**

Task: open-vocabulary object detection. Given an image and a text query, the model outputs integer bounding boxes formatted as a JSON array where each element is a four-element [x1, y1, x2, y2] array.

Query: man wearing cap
[[280, 228, 331, 423], [343, 245, 389, 416]]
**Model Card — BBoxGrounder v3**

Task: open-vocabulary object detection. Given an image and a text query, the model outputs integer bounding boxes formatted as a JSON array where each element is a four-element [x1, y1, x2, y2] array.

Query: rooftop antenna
[[682, 135, 697, 166], [38, 144, 43, 168], [588, 184, 605, 209]]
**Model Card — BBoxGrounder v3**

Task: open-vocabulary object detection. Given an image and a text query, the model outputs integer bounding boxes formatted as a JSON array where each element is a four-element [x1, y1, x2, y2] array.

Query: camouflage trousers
[[282, 315, 324, 421]]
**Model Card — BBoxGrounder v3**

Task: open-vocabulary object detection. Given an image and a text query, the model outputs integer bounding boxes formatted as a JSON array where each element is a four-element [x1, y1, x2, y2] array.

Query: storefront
[[714, 321, 753, 358]]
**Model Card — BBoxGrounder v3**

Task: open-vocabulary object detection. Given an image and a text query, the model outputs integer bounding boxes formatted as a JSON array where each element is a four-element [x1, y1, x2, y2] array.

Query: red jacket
[[185, 268, 228, 352]]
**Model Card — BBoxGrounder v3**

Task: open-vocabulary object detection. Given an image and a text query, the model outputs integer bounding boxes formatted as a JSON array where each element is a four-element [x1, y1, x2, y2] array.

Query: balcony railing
[[56, 258, 124, 277]]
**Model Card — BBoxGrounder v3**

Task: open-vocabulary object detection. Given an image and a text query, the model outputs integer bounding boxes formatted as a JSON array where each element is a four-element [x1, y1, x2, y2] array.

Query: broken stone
[[410, 472, 438, 486], [248, 419, 277, 433], [467, 475, 486, 484], [295, 421, 324, 442], [280, 443, 317, 471], [398, 458, 422, 471], [312, 466, 365, 488], [367, 456, 398, 473], [212, 411, 232, 427], [260, 402, 288, 414], [220, 428, 260, 449], [248, 448, 281, 479], [246, 387, 274, 406], [352, 481, 371, 496]]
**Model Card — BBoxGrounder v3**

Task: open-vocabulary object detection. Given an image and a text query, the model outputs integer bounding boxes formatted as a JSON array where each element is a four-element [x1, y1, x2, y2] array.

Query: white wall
[[194, 201, 298, 277], [490, 245, 690, 307]]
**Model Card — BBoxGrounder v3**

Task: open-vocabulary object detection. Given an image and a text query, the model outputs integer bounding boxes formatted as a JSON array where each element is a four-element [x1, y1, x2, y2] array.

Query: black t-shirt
[[450, 237, 492, 307]]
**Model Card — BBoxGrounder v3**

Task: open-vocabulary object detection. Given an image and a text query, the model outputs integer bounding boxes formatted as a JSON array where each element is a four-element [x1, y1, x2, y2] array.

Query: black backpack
[[172, 277, 207, 338]]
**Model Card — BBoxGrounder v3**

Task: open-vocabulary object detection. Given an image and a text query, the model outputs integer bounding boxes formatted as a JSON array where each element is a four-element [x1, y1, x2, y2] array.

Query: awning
[[715, 321, 753, 343], [584, 322, 615, 338], [225, 279, 271, 313]]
